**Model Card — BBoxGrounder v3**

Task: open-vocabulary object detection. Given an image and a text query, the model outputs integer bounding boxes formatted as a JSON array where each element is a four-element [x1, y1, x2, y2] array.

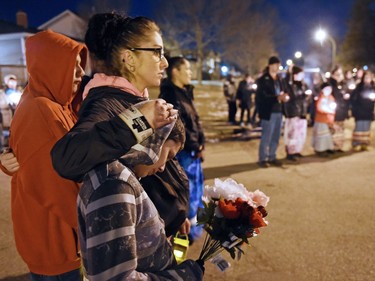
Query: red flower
[[249, 209, 267, 228], [218, 198, 241, 219]]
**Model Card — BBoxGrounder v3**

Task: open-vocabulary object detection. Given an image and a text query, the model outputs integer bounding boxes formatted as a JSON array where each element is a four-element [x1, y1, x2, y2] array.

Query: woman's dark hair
[[167, 117, 185, 150], [358, 71, 374, 87], [292, 65, 303, 76], [85, 12, 160, 79], [331, 65, 341, 75], [165, 56, 187, 80]]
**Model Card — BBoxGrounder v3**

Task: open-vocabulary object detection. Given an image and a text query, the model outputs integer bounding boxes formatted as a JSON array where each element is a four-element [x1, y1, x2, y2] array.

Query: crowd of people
[[0, 10, 374, 281], [223, 56, 375, 167]]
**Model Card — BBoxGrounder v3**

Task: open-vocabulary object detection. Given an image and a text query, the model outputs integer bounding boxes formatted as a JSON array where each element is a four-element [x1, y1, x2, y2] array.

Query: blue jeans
[[259, 112, 283, 162], [30, 268, 82, 281], [176, 150, 204, 241]]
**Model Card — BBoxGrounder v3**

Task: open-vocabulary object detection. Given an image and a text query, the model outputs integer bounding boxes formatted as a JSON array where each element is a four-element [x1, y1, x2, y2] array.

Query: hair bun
[[85, 13, 128, 60]]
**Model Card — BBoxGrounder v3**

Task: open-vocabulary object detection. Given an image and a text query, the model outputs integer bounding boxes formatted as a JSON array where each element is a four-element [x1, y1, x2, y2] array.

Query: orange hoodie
[[9, 30, 87, 275]]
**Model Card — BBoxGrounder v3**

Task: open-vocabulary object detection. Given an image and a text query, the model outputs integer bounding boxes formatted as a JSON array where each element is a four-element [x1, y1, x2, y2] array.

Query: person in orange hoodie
[[0, 30, 175, 281], [2, 30, 88, 280]]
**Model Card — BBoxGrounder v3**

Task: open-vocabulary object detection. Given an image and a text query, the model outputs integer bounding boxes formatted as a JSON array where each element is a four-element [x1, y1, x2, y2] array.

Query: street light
[[314, 28, 337, 69], [293, 51, 304, 66], [294, 51, 302, 59]]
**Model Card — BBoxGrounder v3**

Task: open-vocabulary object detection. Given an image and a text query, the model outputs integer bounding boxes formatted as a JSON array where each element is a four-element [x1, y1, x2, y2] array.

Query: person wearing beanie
[[283, 66, 311, 161], [268, 56, 281, 65], [255, 55, 289, 168]]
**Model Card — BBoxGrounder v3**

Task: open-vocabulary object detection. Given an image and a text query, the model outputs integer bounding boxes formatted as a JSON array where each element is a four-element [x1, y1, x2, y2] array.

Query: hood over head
[[24, 30, 87, 106]]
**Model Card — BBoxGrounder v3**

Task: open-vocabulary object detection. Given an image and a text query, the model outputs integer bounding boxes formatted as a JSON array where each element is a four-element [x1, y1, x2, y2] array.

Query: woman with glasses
[[51, 13, 204, 280]]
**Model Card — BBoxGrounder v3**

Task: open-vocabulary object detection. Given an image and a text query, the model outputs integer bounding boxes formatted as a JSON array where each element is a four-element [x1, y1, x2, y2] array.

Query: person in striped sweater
[[78, 117, 203, 280]]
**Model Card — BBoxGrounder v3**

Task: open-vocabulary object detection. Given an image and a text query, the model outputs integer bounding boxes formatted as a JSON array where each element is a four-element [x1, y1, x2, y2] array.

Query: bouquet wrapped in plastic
[[197, 178, 269, 262]]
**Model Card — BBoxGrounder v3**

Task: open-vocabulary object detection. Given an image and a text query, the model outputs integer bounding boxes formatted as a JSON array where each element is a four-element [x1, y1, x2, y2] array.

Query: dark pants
[[227, 100, 237, 124], [30, 268, 82, 281], [239, 107, 250, 124]]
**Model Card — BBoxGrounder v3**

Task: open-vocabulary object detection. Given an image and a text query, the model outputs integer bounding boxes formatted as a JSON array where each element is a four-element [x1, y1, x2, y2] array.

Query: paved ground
[[1, 84, 375, 280]]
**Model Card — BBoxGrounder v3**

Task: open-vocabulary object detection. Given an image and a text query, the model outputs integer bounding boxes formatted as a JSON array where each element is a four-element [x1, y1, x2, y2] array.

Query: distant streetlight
[[294, 51, 302, 59], [293, 51, 304, 66], [221, 65, 229, 76], [286, 59, 293, 66], [314, 28, 337, 70]]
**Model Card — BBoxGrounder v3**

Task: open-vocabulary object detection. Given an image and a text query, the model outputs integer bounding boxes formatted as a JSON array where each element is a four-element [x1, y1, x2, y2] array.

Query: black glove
[[196, 259, 205, 274]]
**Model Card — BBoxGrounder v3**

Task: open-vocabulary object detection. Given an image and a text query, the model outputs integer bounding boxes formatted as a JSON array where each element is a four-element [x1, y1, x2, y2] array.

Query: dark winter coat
[[140, 158, 189, 237], [159, 80, 205, 154], [255, 72, 285, 120], [350, 83, 375, 121], [283, 80, 310, 118], [236, 79, 255, 109], [51, 86, 190, 238], [329, 78, 350, 121], [51, 87, 143, 182]]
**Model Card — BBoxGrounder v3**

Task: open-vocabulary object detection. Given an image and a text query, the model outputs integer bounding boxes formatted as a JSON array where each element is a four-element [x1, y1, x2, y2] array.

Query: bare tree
[[77, 0, 132, 20], [339, 0, 375, 70], [218, 4, 279, 75], [154, 0, 279, 81]]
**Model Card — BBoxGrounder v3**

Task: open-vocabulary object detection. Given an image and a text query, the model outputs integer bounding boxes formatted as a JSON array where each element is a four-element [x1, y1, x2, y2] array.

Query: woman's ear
[[171, 67, 180, 79], [122, 49, 135, 66]]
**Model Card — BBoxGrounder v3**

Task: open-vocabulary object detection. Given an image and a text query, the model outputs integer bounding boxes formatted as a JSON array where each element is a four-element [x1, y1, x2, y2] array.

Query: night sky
[[2, 0, 355, 63]]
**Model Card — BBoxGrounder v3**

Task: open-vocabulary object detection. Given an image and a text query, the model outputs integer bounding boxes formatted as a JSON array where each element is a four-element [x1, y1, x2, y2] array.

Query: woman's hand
[[0, 151, 20, 173], [138, 99, 178, 129]]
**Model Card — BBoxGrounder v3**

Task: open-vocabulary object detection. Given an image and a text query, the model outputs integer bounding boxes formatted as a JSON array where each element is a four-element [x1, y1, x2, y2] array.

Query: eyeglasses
[[129, 47, 165, 62]]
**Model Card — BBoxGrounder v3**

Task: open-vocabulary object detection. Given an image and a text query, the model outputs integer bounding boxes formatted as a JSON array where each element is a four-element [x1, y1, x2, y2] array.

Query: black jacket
[[329, 78, 350, 121], [350, 83, 375, 121], [140, 158, 189, 237], [283, 80, 310, 118], [255, 72, 285, 120], [236, 80, 255, 109], [159, 80, 205, 154], [51, 86, 190, 236], [51, 87, 143, 182]]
